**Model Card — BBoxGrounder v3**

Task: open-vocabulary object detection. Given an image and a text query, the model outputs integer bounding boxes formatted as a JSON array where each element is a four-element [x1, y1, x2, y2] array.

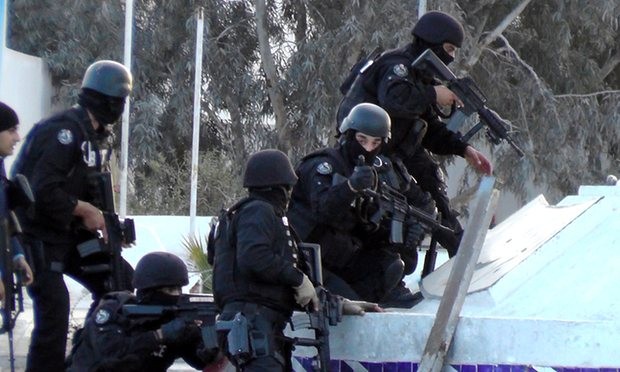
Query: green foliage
[[129, 149, 244, 216], [7, 0, 620, 211], [182, 233, 212, 293]]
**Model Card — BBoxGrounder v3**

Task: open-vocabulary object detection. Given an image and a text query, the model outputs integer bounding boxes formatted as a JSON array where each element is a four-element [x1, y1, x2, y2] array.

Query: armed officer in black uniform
[[213, 149, 383, 371], [337, 11, 493, 257], [288, 103, 432, 307], [11, 60, 135, 372], [67, 251, 221, 372], [212, 149, 319, 371]]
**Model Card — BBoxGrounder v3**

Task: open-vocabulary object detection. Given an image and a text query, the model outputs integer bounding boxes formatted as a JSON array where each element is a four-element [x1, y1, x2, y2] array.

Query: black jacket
[[212, 196, 304, 316], [288, 146, 363, 270], [11, 105, 108, 246]]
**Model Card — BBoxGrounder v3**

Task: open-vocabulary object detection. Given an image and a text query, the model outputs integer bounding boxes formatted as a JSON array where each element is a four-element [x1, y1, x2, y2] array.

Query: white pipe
[[189, 8, 204, 236], [119, 0, 133, 219], [418, 0, 427, 17], [0, 0, 7, 81]]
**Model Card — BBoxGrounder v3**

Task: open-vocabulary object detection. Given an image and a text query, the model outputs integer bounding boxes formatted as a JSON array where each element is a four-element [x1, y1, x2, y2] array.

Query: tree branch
[[555, 90, 620, 98], [600, 50, 620, 81], [465, 0, 532, 69], [255, 0, 290, 153]]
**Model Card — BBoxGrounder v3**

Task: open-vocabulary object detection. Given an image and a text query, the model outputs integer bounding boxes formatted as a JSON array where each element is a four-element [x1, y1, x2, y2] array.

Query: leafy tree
[[7, 0, 620, 216]]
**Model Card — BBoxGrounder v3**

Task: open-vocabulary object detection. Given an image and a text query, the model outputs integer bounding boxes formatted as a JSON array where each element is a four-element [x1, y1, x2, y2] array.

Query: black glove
[[404, 218, 425, 250], [348, 165, 375, 192], [160, 318, 197, 345]]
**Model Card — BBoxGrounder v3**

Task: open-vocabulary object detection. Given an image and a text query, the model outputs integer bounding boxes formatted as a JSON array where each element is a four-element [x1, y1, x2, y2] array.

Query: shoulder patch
[[94, 308, 111, 325], [316, 162, 333, 175], [392, 64, 408, 77], [57, 129, 74, 145], [373, 156, 386, 168]]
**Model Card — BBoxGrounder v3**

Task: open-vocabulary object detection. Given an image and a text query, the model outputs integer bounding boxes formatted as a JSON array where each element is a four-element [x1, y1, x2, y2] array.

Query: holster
[[219, 302, 290, 368]]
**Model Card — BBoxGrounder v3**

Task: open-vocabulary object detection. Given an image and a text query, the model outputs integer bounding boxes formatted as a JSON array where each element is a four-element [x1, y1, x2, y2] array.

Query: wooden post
[[418, 176, 499, 372]]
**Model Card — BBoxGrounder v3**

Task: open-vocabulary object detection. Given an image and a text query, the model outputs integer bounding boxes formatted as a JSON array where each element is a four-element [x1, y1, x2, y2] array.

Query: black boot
[[379, 281, 424, 309]]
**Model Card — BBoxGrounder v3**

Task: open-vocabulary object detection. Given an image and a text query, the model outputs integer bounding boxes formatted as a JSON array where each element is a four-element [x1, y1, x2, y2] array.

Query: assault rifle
[[292, 243, 343, 372], [411, 49, 525, 157], [363, 182, 454, 245], [333, 172, 453, 245], [124, 293, 260, 366], [78, 172, 135, 292], [1, 174, 34, 372], [1, 217, 23, 372], [123, 293, 222, 351]]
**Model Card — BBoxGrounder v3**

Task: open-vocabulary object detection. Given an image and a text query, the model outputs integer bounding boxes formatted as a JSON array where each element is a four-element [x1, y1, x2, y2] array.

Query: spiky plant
[[182, 234, 213, 293]]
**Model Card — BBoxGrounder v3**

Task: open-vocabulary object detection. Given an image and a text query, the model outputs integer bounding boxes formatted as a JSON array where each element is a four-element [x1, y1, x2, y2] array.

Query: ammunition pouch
[[395, 118, 427, 160]]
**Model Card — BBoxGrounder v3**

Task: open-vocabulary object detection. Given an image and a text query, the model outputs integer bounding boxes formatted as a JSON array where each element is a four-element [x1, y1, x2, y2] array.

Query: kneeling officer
[[67, 252, 220, 372]]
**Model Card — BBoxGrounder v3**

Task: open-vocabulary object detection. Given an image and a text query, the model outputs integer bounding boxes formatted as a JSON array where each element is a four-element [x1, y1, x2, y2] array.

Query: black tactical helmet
[[242, 149, 298, 188], [411, 11, 464, 48], [339, 103, 391, 141], [132, 252, 189, 290], [81, 60, 132, 98]]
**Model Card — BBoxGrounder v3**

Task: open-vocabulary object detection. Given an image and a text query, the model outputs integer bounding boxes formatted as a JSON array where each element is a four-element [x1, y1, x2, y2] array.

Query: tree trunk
[[255, 0, 290, 153]]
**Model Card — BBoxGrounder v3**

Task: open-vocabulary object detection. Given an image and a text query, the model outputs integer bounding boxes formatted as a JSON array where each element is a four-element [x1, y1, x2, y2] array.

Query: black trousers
[[25, 239, 133, 372], [325, 247, 402, 303], [404, 150, 464, 257]]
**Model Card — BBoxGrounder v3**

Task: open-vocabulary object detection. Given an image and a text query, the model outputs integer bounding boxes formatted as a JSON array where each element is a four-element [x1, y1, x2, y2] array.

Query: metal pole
[[119, 0, 133, 219], [0, 0, 8, 87], [189, 8, 204, 236], [418, 0, 427, 17], [418, 176, 499, 372]]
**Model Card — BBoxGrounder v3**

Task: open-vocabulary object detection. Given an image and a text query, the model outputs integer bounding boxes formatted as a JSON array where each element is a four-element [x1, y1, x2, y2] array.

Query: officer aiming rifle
[[411, 48, 525, 157], [67, 252, 221, 372], [122, 293, 221, 355]]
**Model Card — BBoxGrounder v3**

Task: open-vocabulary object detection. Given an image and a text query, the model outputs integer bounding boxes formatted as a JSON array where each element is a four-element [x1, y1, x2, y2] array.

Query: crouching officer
[[288, 103, 430, 307], [67, 252, 221, 372], [212, 149, 320, 371]]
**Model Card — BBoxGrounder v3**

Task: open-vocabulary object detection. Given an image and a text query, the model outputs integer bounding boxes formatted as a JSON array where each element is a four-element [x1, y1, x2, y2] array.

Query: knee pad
[[400, 251, 418, 276], [383, 258, 404, 293]]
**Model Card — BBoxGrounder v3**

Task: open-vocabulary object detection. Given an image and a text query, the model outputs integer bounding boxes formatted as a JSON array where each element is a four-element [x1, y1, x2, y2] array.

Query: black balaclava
[[340, 130, 381, 167], [249, 186, 292, 216], [137, 288, 180, 306], [78, 88, 125, 125], [413, 38, 454, 65]]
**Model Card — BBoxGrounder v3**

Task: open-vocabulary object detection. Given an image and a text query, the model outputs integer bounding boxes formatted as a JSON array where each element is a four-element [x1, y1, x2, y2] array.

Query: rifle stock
[[411, 49, 524, 157], [82, 172, 135, 291]]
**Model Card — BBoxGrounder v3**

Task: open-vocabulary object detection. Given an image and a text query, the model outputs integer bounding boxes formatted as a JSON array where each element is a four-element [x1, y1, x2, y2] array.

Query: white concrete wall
[[0, 47, 52, 172]]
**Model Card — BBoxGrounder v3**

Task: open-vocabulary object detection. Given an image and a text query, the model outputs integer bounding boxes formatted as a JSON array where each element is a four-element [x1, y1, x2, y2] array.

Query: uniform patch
[[57, 129, 73, 145], [373, 156, 385, 168], [392, 64, 408, 77], [316, 162, 333, 175], [94, 309, 111, 325]]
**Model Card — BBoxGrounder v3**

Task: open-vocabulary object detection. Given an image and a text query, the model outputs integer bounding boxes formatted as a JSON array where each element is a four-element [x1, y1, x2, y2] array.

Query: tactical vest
[[210, 197, 298, 313]]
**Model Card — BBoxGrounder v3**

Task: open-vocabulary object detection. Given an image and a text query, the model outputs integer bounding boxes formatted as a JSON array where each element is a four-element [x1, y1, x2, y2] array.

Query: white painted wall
[[0, 47, 52, 172]]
